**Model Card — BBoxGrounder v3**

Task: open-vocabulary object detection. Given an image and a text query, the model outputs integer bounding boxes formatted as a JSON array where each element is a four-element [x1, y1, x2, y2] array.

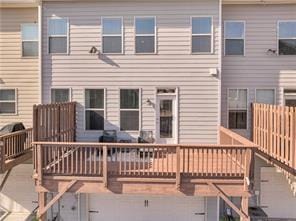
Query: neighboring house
[[0, 0, 295, 220]]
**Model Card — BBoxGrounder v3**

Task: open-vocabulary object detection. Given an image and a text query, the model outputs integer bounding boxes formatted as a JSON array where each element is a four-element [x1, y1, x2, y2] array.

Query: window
[[256, 89, 275, 105], [135, 17, 155, 54], [51, 88, 70, 103], [284, 89, 296, 107], [278, 21, 296, 55], [120, 89, 140, 131], [228, 89, 247, 129], [85, 89, 105, 130], [21, 24, 38, 57], [224, 21, 245, 55], [48, 18, 68, 54], [0, 89, 16, 114], [191, 17, 213, 53], [102, 17, 123, 54]]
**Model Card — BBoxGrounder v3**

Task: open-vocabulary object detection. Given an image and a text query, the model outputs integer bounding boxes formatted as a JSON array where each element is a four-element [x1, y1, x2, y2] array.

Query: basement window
[[191, 17, 213, 53], [21, 23, 38, 57], [135, 17, 156, 54], [120, 89, 140, 131], [48, 18, 69, 54], [102, 17, 123, 54], [228, 89, 247, 129], [0, 89, 17, 115], [85, 89, 105, 130], [278, 21, 296, 55], [224, 21, 245, 55], [51, 88, 70, 103]]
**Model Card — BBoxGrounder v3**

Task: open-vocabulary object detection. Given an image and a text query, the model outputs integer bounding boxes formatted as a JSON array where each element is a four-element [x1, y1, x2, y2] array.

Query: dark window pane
[[49, 37, 67, 54], [103, 36, 122, 53], [135, 18, 155, 34], [286, 99, 296, 107], [120, 89, 139, 109], [0, 90, 15, 101], [51, 89, 69, 103], [160, 100, 173, 138], [279, 39, 296, 55], [85, 89, 104, 109], [136, 36, 155, 53], [85, 110, 104, 130], [0, 103, 15, 114], [192, 36, 211, 53], [228, 110, 247, 129], [225, 39, 244, 55], [22, 42, 38, 57], [102, 18, 121, 35], [120, 111, 139, 131], [192, 17, 212, 35]]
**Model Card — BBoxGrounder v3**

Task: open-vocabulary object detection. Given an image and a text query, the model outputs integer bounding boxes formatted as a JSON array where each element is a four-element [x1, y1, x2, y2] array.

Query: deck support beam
[[208, 182, 249, 221], [37, 180, 77, 219]]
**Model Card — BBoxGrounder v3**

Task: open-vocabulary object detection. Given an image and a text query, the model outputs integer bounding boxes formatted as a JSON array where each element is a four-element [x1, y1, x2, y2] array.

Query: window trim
[[101, 16, 124, 54], [255, 88, 276, 105], [277, 20, 296, 56], [227, 88, 248, 130], [84, 88, 106, 132], [134, 16, 157, 55], [50, 87, 72, 103], [119, 88, 141, 132], [0, 88, 18, 116], [47, 17, 70, 55], [224, 20, 246, 56], [190, 16, 214, 54], [21, 23, 38, 58]]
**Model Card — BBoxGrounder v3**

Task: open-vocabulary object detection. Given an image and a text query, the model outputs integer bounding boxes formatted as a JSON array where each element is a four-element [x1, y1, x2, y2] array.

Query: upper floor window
[[278, 21, 296, 55], [255, 89, 275, 105], [21, 23, 38, 57], [51, 88, 70, 103], [224, 21, 245, 56], [102, 17, 123, 54], [48, 18, 68, 54], [120, 89, 140, 131], [135, 17, 155, 54], [0, 89, 16, 115], [228, 89, 247, 129], [85, 89, 105, 130], [191, 17, 213, 53]]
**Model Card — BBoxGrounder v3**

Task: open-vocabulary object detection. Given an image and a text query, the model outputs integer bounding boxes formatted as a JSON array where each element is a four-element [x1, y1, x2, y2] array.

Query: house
[[0, 0, 295, 220]]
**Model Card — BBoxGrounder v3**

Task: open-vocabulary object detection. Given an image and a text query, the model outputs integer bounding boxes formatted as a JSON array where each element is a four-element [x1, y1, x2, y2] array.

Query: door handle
[[89, 210, 99, 213]]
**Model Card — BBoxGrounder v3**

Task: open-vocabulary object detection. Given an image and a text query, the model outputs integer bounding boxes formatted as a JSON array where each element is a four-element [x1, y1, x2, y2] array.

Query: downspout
[[217, 0, 222, 144], [38, 1, 42, 104]]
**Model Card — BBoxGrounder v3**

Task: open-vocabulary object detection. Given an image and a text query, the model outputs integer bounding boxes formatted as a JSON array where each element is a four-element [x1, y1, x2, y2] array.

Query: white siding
[[42, 0, 220, 144], [0, 8, 39, 128], [221, 4, 296, 138]]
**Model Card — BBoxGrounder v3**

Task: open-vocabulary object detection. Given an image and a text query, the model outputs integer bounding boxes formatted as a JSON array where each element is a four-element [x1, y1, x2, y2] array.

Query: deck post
[[176, 146, 181, 189], [241, 196, 249, 221], [0, 141, 4, 173], [103, 145, 108, 187], [38, 192, 47, 221], [37, 144, 43, 186]]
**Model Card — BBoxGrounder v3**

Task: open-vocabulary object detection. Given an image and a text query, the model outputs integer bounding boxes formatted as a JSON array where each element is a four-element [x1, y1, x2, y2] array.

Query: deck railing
[[253, 103, 296, 172], [33, 141, 255, 188], [0, 128, 33, 172]]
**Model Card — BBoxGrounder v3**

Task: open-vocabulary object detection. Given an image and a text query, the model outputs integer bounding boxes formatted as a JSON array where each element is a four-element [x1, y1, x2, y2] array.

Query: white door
[[155, 95, 177, 144], [88, 195, 205, 221]]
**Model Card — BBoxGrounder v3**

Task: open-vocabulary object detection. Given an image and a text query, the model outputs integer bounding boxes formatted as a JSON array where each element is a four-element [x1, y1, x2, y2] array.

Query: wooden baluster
[[176, 146, 180, 189], [103, 145, 108, 187]]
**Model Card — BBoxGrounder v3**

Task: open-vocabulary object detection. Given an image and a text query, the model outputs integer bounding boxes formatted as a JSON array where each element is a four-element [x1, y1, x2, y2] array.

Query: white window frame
[[47, 17, 69, 54], [0, 88, 17, 115], [119, 88, 141, 132], [224, 20, 246, 56], [277, 20, 296, 56], [255, 88, 276, 105], [101, 16, 124, 54], [134, 16, 157, 54], [50, 87, 72, 103], [21, 23, 38, 58], [84, 88, 106, 131], [227, 88, 248, 130], [191, 16, 214, 54]]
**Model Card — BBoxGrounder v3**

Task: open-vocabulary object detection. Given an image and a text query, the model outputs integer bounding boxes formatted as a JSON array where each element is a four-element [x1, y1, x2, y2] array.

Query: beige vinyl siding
[[42, 0, 220, 143], [221, 4, 296, 138], [0, 8, 39, 128]]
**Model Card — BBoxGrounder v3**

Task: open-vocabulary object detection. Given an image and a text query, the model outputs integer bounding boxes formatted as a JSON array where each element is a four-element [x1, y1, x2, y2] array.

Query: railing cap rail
[[0, 128, 33, 139]]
